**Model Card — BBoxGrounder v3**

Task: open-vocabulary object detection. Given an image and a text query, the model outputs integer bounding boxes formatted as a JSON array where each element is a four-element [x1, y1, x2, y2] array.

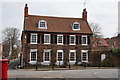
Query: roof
[[91, 38, 110, 51], [106, 34, 120, 48], [91, 38, 109, 47], [24, 15, 93, 34]]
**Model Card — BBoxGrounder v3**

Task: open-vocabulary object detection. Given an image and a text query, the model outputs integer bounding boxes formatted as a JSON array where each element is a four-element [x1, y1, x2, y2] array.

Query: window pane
[[44, 35, 50, 43], [57, 35, 63, 44], [31, 34, 37, 43], [82, 37, 87, 44], [82, 53, 87, 61], [70, 36, 75, 44], [40, 22, 45, 27], [97, 41, 102, 46], [70, 52, 75, 61], [58, 52, 62, 61], [31, 52, 36, 61], [74, 24, 79, 29], [45, 52, 50, 61]]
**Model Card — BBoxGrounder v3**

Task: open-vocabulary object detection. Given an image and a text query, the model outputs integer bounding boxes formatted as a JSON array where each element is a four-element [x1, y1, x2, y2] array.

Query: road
[[8, 69, 118, 79]]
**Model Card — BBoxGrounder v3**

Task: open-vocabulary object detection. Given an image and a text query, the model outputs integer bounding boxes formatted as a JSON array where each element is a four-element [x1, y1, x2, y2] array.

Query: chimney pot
[[82, 8, 87, 21], [24, 4, 28, 17]]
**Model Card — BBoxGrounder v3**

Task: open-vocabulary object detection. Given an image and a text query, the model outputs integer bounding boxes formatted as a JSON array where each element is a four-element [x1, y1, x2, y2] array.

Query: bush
[[111, 48, 120, 56], [101, 57, 115, 67]]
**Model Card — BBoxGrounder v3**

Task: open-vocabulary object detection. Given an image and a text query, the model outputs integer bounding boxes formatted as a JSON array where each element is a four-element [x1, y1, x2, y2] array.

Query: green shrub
[[101, 57, 115, 67]]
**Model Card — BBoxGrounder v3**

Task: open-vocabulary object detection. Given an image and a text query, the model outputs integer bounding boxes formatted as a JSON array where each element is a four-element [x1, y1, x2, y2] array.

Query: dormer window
[[38, 20, 47, 29], [72, 22, 80, 30], [97, 40, 102, 46]]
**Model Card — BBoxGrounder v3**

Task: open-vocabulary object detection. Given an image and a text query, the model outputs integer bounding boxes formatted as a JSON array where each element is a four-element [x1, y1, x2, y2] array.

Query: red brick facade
[[21, 4, 93, 65]]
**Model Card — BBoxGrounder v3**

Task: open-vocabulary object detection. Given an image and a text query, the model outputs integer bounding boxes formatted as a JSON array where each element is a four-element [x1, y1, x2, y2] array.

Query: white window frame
[[44, 34, 51, 44], [57, 50, 63, 62], [43, 49, 51, 62], [30, 34, 37, 44], [81, 50, 88, 62], [69, 50, 76, 62], [38, 20, 47, 29], [30, 49, 37, 63], [72, 22, 80, 30], [81, 35, 88, 45], [69, 35, 76, 45], [57, 35, 63, 45]]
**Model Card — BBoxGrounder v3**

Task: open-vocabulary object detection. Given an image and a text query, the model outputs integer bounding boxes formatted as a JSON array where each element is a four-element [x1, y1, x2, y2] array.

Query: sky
[[0, 0, 119, 43]]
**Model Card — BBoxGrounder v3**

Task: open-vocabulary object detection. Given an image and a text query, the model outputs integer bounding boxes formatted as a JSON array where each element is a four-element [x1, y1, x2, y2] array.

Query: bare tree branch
[[2, 27, 20, 59], [89, 22, 103, 38]]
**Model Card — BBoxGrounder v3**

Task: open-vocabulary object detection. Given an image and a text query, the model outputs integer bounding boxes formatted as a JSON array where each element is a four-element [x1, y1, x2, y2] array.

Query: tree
[[2, 27, 20, 59], [89, 22, 103, 38]]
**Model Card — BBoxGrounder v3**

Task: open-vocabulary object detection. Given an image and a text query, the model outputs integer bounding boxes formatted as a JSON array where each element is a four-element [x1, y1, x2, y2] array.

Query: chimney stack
[[82, 8, 87, 21], [24, 4, 28, 17]]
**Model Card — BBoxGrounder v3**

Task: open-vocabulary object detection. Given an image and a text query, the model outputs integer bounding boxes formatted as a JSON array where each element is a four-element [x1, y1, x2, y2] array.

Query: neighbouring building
[[91, 38, 110, 51], [105, 34, 120, 66], [0, 43, 3, 59], [91, 38, 110, 63], [106, 34, 120, 49], [21, 4, 93, 65], [2, 44, 10, 58]]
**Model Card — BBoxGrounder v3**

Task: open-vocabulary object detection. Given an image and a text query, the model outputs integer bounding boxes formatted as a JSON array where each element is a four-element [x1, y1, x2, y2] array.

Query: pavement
[[8, 69, 119, 79], [8, 57, 20, 69]]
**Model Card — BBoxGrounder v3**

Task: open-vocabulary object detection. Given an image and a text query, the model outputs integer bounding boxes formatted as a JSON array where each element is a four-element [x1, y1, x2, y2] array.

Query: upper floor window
[[30, 34, 37, 44], [44, 34, 50, 44], [70, 35, 76, 45], [57, 35, 63, 45], [72, 22, 80, 30], [38, 20, 47, 29], [81, 35, 87, 45]]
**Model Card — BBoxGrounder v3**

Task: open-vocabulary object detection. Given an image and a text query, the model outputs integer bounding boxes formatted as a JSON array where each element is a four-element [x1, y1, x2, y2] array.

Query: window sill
[[72, 29, 80, 30], [69, 61, 76, 62], [81, 44, 88, 46], [43, 61, 50, 63], [38, 27, 47, 29], [44, 43, 51, 45], [81, 61, 88, 63], [57, 43, 63, 45], [69, 44, 76, 45], [30, 43, 37, 44], [57, 61, 63, 62]]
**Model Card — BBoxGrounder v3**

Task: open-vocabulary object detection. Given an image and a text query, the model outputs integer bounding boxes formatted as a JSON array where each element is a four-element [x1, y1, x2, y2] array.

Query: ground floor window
[[44, 50, 51, 62], [30, 49, 37, 62], [81, 50, 88, 62], [69, 50, 76, 62], [29, 49, 89, 64], [57, 50, 63, 61]]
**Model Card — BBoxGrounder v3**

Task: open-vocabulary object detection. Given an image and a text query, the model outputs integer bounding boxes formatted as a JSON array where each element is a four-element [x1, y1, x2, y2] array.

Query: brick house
[[106, 34, 120, 49], [21, 4, 93, 65]]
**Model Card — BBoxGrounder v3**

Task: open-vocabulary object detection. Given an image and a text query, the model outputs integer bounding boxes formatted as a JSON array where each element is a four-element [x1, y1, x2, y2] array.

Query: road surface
[[8, 69, 118, 79]]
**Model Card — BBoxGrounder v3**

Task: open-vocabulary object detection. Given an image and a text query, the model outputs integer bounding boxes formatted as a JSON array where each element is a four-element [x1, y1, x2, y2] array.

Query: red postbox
[[0, 59, 9, 80]]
